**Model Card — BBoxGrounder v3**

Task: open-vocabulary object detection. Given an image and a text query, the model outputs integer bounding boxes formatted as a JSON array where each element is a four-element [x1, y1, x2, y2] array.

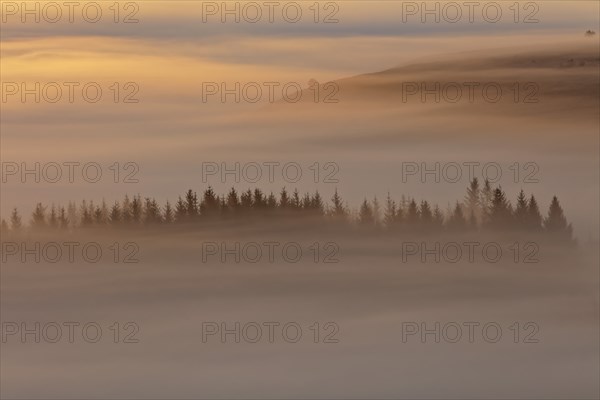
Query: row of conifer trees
[[1, 178, 572, 238]]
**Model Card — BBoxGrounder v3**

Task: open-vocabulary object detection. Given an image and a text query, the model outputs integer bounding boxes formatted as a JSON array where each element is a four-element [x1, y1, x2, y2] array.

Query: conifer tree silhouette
[[94, 205, 104, 225], [80, 201, 93, 226], [395, 199, 405, 228], [279, 187, 290, 209], [227, 188, 240, 210], [100, 200, 110, 224], [448, 202, 467, 232], [311, 191, 325, 216], [406, 199, 419, 227], [419, 200, 433, 229], [464, 178, 481, 224], [239, 189, 253, 213], [58, 206, 69, 229], [488, 187, 512, 229], [544, 196, 573, 240], [527, 195, 542, 230], [219, 196, 227, 216], [144, 197, 162, 224], [163, 201, 174, 223], [110, 202, 122, 225], [48, 205, 58, 229], [184, 190, 199, 221], [253, 188, 266, 210], [480, 179, 493, 224], [514, 190, 528, 229], [358, 199, 375, 226], [400, 195, 408, 212], [131, 195, 143, 224], [175, 197, 187, 222], [267, 192, 277, 210], [433, 205, 445, 229], [10, 208, 22, 232], [122, 195, 133, 224], [372, 197, 381, 227], [65, 202, 76, 227], [291, 189, 301, 210], [330, 189, 347, 221], [31, 203, 47, 228], [383, 192, 397, 228], [302, 192, 312, 210], [201, 187, 219, 217], [88, 201, 95, 224]]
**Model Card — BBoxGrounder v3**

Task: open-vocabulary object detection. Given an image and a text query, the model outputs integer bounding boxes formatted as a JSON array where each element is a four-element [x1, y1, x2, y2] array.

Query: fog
[[1, 227, 598, 399]]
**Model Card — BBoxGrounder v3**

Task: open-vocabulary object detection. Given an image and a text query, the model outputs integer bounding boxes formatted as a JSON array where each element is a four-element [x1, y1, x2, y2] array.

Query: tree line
[[1, 178, 573, 239]]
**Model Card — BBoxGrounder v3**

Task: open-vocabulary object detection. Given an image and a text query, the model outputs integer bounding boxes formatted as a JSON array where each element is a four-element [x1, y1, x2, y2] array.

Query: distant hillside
[[272, 42, 599, 112]]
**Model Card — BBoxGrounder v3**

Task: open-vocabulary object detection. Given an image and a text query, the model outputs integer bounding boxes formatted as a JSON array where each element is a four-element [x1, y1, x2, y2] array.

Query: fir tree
[[383, 192, 397, 228], [80, 201, 93, 226], [330, 189, 347, 221], [48, 205, 58, 229], [448, 202, 467, 232], [144, 197, 162, 224], [302, 192, 312, 210], [395, 200, 404, 227], [291, 189, 301, 210], [419, 200, 433, 228], [514, 190, 528, 228], [279, 187, 290, 209], [88, 201, 95, 225], [358, 199, 374, 226], [131, 195, 143, 224], [219, 196, 227, 216], [100, 200, 109, 224], [487, 187, 512, 229], [10, 208, 22, 232], [253, 188, 266, 209], [58, 206, 69, 229], [310, 191, 325, 216], [67, 202, 78, 228], [110, 202, 122, 225], [464, 177, 481, 223], [227, 188, 240, 210], [480, 179, 493, 224], [31, 203, 47, 229], [93, 205, 104, 225], [544, 196, 573, 240], [122, 195, 132, 224], [201, 187, 219, 217], [240, 189, 253, 210], [372, 197, 381, 227], [406, 199, 419, 227], [433, 205, 445, 229], [175, 197, 187, 222], [163, 201, 174, 223], [184, 190, 199, 220], [267, 192, 277, 209], [527, 195, 542, 230], [400, 195, 408, 212]]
